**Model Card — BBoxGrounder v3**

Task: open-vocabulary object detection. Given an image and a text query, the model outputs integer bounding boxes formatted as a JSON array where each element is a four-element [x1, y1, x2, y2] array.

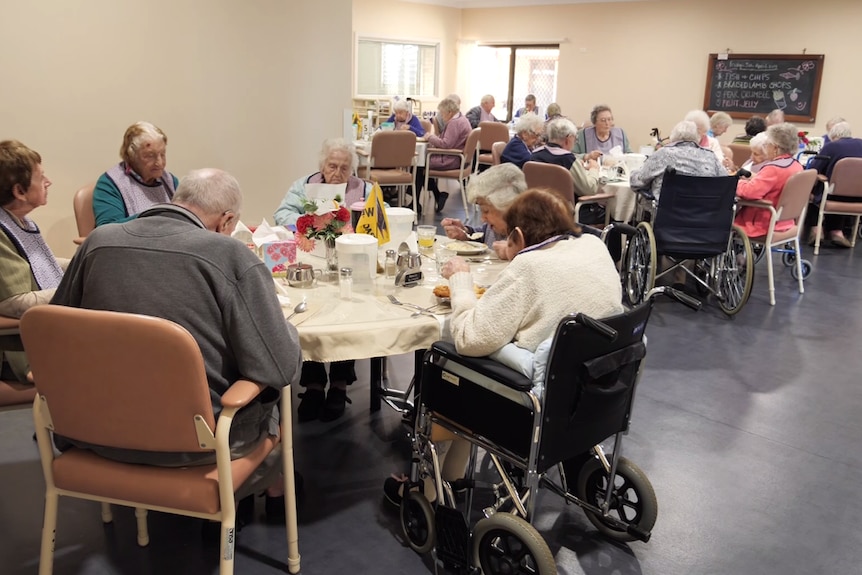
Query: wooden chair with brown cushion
[[522, 161, 613, 226], [424, 127, 481, 221], [728, 144, 752, 171], [491, 141, 507, 166], [73, 183, 96, 245], [476, 121, 511, 172], [739, 169, 817, 305], [362, 130, 417, 208], [814, 157, 862, 255], [420, 119, 434, 137], [21, 306, 301, 575]]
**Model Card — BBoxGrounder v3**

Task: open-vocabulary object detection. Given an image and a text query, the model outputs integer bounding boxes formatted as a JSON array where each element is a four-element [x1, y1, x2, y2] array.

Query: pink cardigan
[[734, 155, 802, 238], [427, 113, 472, 170]]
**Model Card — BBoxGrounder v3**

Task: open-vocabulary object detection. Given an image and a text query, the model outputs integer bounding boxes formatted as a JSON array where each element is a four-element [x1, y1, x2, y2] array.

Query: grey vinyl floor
[[2, 197, 861, 574]]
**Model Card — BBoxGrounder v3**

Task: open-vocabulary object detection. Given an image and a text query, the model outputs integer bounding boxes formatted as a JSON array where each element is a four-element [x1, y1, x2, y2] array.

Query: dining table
[[600, 175, 639, 224], [275, 236, 507, 413]]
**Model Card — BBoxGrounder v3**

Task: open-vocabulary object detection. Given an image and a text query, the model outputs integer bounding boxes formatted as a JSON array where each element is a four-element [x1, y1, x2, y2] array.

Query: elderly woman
[[630, 121, 726, 200], [0, 140, 68, 383], [545, 103, 563, 122], [574, 105, 632, 160], [274, 138, 371, 227], [732, 116, 767, 145], [709, 112, 733, 138], [685, 110, 725, 164], [383, 189, 623, 505], [806, 121, 862, 247], [440, 163, 527, 258], [822, 116, 846, 145], [418, 97, 472, 214], [384, 99, 425, 138], [735, 123, 803, 238], [274, 138, 372, 423], [741, 132, 769, 174], [514, 94, 540, 119], [93, 121, 180, 227], [500, 113, 545, 169]]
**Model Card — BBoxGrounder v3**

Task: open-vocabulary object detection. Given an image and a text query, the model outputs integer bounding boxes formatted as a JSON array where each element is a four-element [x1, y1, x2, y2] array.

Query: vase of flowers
[[295, 198, 353, 271]]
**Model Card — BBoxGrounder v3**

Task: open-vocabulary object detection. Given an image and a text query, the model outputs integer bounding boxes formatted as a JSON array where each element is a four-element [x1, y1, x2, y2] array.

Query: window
[[356, 38, 438, 98], [471, 45, 559, 122]]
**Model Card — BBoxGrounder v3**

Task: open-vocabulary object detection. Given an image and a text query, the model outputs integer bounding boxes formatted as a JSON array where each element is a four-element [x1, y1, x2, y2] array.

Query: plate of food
[[444, 240, 487, 255], [433, 284, 487, 304]]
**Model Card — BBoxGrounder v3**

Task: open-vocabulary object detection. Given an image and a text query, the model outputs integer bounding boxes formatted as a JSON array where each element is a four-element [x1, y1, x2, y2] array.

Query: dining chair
[[522, 161, 613, 226], [0, 315, 35, 411], [72, 182, 96, 245], [739, 169, 817, 305], [728, 144, 751, 170], [476, 121, 510, 173], [491, 141, 506, 166], [424, 127, 481, 222], [420, 119, 434, 137], [21, 305, 301, 575], [813, 157, 862, 255], [362, 131, 417, 208]]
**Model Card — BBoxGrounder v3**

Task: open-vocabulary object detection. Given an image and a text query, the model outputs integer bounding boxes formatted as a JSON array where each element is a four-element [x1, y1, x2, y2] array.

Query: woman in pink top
[[735, 123, 803, 237], [420, 97, 471, 213]]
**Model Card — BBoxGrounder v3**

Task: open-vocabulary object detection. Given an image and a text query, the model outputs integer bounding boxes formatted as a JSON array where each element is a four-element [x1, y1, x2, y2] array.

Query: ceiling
[[399, 0, 653, 8]]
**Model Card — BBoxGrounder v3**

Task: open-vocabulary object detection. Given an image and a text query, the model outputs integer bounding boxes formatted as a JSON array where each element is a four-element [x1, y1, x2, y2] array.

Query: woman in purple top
[[574, 104, 631, 160], [385, 99, 425, 138], [418, 97, 472, 213]]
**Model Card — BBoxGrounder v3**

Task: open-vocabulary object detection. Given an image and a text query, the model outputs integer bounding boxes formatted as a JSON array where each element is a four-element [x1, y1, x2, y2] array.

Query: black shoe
[[383, 476, 406, 507], [435, 191, 449, 214], [297, 388, 325, 423], [319, 388, 351, 422], [237, 495, 255, 529], [264, 494, 286, 522]]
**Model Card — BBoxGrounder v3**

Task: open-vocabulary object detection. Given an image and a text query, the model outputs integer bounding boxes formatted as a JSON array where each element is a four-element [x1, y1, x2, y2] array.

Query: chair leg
[[459, 178, 470, 224], [220, 510, 236, 575], [766, 242, 776, 306], [135, 507, 149, 546], [851, 216, 860, 247], [39, 490, 59, 575], [100, 501, 113, 523], [282, 393, 301, 574], [814, 204, 826, 255], [794, 239, 805, 295]]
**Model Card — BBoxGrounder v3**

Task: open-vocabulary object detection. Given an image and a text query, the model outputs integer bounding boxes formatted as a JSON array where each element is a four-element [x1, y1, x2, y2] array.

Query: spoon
[[468, 231, 484, 241], [286, 300, 308, 321]]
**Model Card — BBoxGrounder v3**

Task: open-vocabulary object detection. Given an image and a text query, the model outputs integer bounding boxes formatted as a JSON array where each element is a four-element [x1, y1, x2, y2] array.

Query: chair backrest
[[20, 306, 216, 453], [455, 127, 482, 174], [538, 302, 653, 472], [370, 130, 417, 169], [478, 121, 510, 150], [829, 157, 862, 198], [73, 183, 96, 238], [420, 119, 434, 137], [492, 141, 506, 165], [728, 144, 751, 169], [777, 169, 818, 221], [522, 161, 575, 204], [654, 169, 740, 257]]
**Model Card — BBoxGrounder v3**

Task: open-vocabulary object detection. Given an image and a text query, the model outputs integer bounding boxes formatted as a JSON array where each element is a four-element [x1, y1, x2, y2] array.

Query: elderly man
[[630, 120, 727, 200], [514, 94, 540, 119], [806, 121, 862, 247], [385, 99, 425, 138], [466, 95, 499, 129], [51, 169, 302, 495]]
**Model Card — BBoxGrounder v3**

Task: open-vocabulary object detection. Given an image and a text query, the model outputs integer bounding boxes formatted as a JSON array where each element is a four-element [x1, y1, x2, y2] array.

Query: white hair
[[749, 132, 768, 151], [480, 94, 494, 106], [669, 120, 700, 143], [766, 109, 785, 126], [684, 110, 710, 134], [514, 113, 545, 137], [318, 138, 358, 174], [710, 111, 732, 130], [393, 99, 411, 113], [173, 169, 242, 216], [466, 163, 527, 210], [437, 97, 460, 115], [828, 121, 852, 140], [545, 118, 577, 143], [766, 123, 799, 156]]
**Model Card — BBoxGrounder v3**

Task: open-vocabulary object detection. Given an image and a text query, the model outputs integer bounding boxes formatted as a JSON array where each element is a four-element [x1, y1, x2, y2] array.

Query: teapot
[[286, 263, 323, 288]]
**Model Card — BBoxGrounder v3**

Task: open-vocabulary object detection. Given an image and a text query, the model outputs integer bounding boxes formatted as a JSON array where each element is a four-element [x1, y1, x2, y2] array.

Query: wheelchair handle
[[575, 313, 618, 340], [608, 222, 638, 236]]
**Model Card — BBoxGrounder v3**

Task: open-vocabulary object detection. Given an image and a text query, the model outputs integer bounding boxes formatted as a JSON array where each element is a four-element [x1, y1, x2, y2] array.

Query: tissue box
[[263, 240, 297, 277]]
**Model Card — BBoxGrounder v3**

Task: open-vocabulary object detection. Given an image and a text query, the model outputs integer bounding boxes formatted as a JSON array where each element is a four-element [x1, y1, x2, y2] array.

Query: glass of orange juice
[[417, 225, 436, 250]]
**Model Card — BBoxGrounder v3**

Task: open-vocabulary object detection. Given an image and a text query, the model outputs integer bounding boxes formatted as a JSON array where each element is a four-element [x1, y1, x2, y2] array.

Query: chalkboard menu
[[703, 54, 825, 123]]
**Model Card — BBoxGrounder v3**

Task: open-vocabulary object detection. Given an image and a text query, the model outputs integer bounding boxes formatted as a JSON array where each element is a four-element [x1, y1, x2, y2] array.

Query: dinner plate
[[444, 240, 487, 255]]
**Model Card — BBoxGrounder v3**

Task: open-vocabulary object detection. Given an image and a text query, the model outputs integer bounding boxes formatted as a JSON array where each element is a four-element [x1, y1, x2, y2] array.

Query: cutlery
[[286, 299, 308, 321], [387, 294, 435, 316]]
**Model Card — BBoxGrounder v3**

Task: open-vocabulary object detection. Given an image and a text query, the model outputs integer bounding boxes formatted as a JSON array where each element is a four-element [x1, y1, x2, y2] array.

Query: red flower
[[798, 130, 809, 145], [335, 206, 351, 222], [296, 214, 312, 235]]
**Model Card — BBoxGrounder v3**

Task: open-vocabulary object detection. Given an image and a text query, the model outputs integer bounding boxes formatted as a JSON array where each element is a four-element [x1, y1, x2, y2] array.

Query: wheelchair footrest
[[434, 505, 473, 568]]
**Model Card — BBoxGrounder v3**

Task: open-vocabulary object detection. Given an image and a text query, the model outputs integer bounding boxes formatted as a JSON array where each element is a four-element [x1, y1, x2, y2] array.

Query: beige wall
[[1, 0, 352, 258]]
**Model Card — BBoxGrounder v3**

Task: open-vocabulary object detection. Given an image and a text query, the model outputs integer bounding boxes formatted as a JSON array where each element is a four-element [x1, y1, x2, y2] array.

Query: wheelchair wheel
[[400, 491, 436, 554], [472, 513, 557, 575], [791, 259, 812, 281], [781, 247, 796, 267], [717, 225, 754, 316], [576, 456, 657, 543], [622, 222, 656, 306]]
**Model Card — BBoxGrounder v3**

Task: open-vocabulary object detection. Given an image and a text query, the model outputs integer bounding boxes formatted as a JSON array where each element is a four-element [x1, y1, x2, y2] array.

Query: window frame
[[354, 35, 440, 99], [477, 43, 560, 122]]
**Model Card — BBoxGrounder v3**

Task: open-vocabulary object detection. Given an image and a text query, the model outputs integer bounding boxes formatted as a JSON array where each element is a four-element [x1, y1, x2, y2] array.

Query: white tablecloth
[[601, 178, 638, 224]]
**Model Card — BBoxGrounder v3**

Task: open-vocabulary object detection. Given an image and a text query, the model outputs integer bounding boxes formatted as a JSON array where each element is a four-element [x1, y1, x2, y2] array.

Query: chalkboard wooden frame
[[703, 54, 825, 123]]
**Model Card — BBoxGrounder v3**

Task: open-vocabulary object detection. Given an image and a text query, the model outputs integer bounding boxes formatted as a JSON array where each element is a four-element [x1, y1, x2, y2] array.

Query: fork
[[387, 294, 435, 316]]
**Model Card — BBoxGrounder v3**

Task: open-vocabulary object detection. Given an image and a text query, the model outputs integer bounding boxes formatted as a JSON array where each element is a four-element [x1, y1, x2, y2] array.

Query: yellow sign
[[355, 181, 391, 245]]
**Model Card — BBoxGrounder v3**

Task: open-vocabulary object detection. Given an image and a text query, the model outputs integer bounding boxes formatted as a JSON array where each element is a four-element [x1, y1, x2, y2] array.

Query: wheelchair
[[397, 288, 698, 575], [622, 169, 754, 316]]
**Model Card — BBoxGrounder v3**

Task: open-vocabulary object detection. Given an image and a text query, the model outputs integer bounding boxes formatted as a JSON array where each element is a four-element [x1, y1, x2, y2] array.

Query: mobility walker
[[397, 288, 698, 575]]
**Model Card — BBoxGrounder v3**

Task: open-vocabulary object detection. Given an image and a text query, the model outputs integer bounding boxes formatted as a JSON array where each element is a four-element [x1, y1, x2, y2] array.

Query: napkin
[[252, 219, 293, 249], [231, 221, 254, 247]]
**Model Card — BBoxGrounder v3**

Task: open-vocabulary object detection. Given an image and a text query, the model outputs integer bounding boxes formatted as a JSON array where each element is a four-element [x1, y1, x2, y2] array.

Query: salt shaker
[[384, 249, 397, 278], [339, 267, 353, 300]]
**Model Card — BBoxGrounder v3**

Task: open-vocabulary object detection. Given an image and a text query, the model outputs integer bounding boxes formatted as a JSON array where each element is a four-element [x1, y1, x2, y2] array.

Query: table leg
[[370, 357, 384, 413]]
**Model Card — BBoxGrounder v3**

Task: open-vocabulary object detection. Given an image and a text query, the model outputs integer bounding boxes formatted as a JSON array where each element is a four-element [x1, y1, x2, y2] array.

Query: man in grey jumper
[[51, 168, 301, 476]]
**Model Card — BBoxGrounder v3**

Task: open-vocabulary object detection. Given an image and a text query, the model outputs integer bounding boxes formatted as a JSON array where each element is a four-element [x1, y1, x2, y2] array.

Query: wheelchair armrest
[[429, 341, 535, 392]]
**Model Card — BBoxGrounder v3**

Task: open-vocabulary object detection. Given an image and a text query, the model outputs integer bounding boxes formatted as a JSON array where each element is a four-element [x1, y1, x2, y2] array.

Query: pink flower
[[295, 235, 315, 253]]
